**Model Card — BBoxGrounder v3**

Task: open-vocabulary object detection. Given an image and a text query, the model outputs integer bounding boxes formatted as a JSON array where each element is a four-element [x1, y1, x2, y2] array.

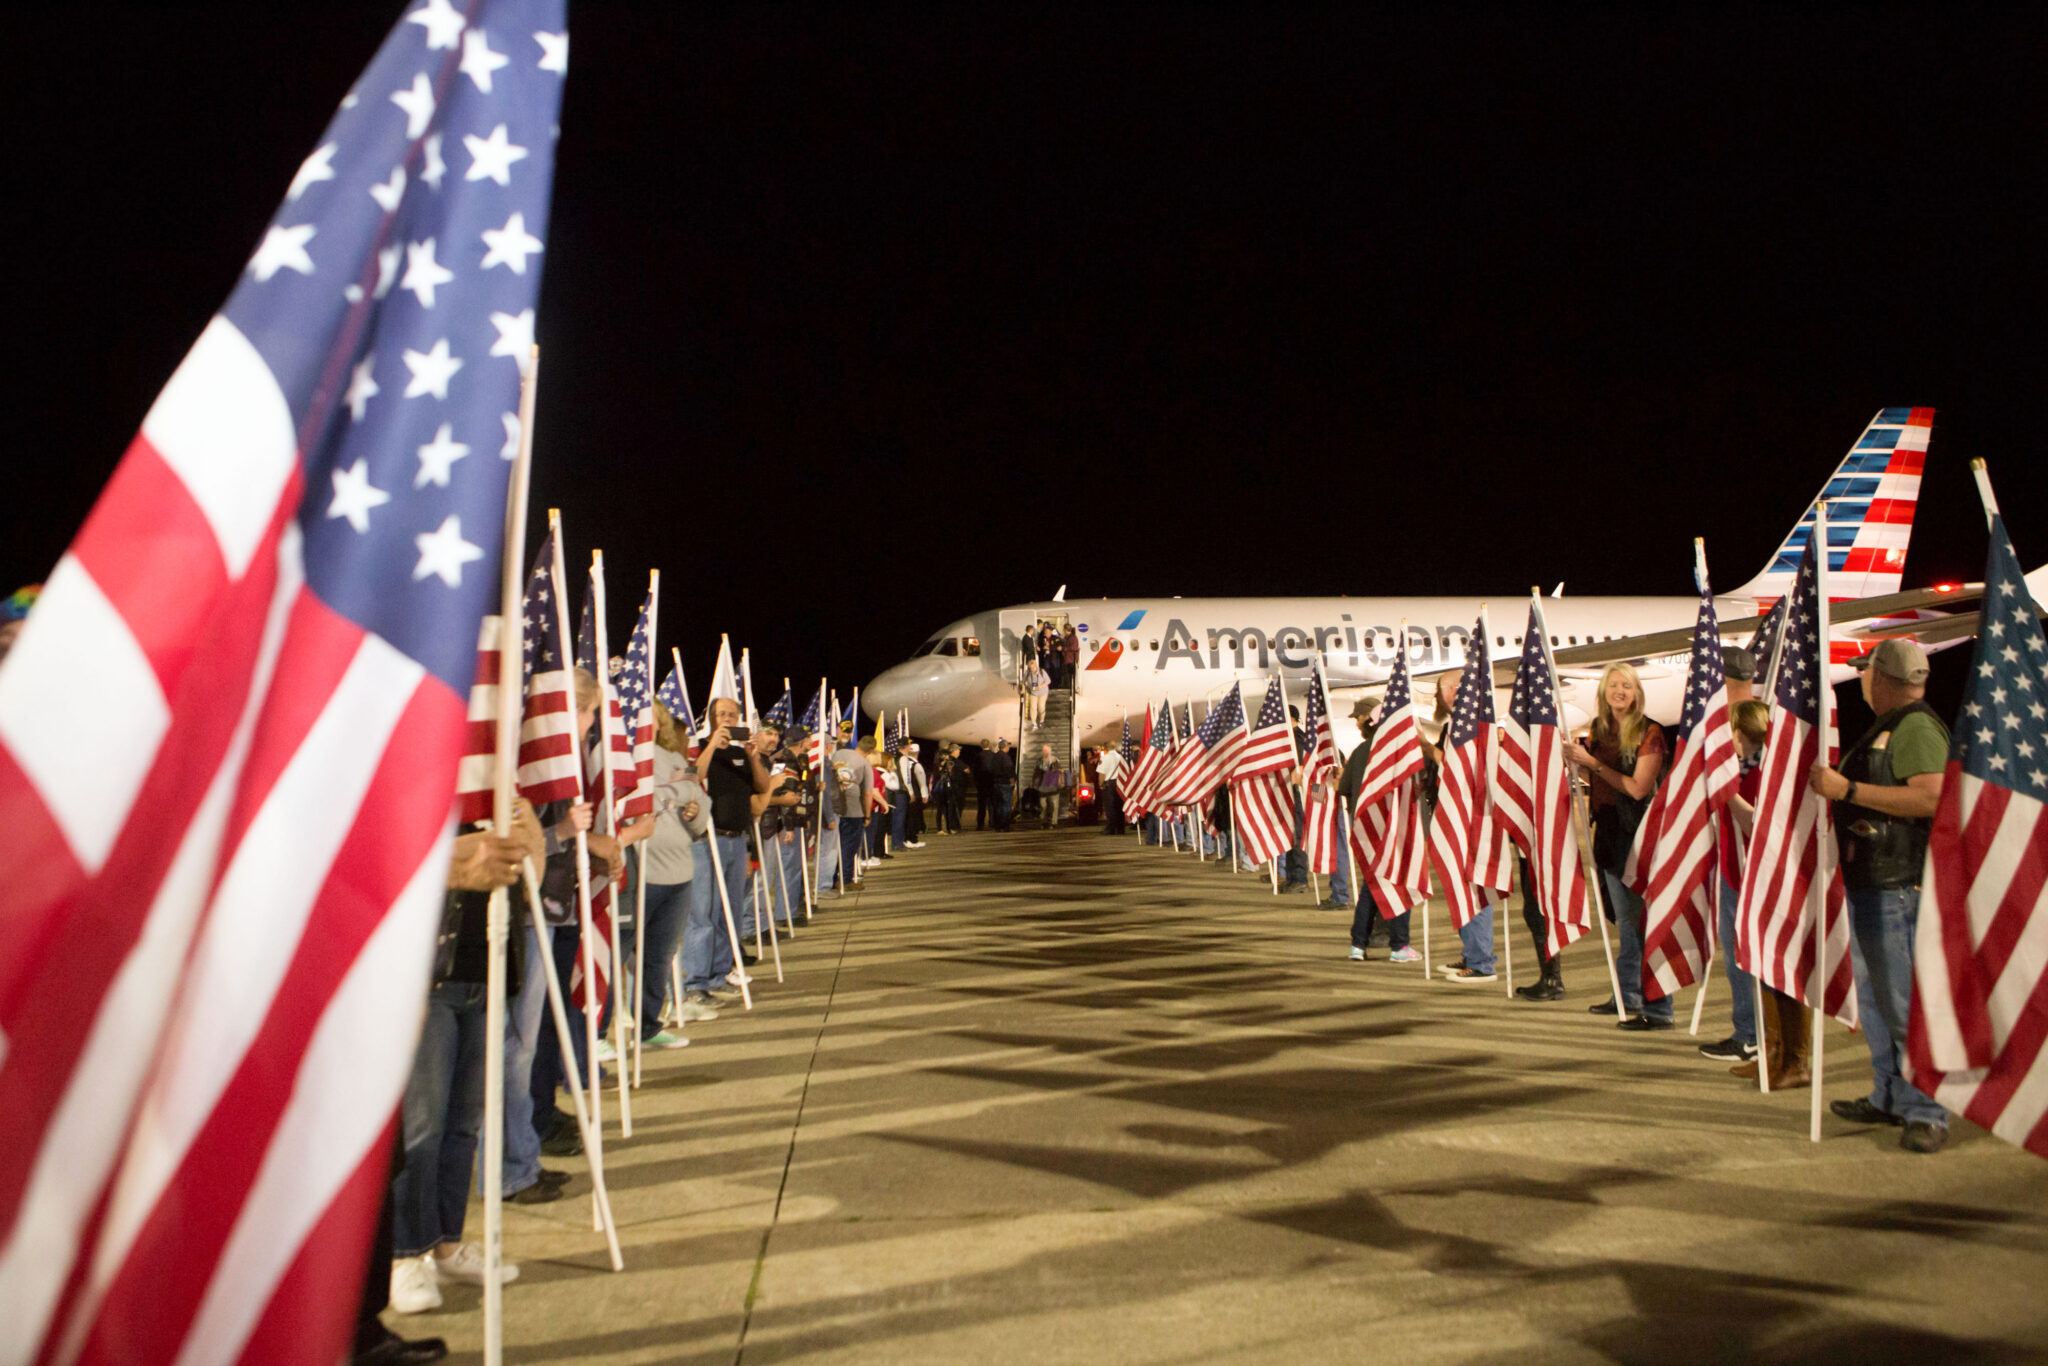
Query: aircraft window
[[913, 638, 943, 657], [962, 637, 981, 657], [935, 639, 959, 657], [1569, 636, 1579, 645], [1496, 636, 1505, 647], [1550, 636, 1558, 646], [1149, 640, 1159, 650]]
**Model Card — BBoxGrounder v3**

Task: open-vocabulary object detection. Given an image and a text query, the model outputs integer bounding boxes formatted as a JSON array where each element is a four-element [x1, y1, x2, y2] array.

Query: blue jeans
[[1284, 848, 1308, 886], [891, 801, 907, 848], [766, 833, 804, 926], [1328, 837, 1353, 907], [995, 783, 1015, 828], [839, 813, 866, 881], [815, 817, 840, 894], [394, 980, 487, 1256], [1458, 902, 1497, 975], [682, 838, 731, 993], [529, 923, 582, 1134], [639, 880, 691, 1036], [502, 922, 548, 1196], [1351, 885, 1410, 951], [1717, 877, 1757, 1047], [1140, 814, 1160, 845], [1848, 886, 1948, 1129], [1604, 869, 1671, 1021]]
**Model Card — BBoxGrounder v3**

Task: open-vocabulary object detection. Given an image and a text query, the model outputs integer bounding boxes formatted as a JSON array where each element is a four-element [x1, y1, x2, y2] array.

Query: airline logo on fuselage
[[1109, 616, 1486, 672]]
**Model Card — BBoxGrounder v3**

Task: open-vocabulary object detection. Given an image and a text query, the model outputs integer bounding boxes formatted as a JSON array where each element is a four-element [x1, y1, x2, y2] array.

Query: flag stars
[[500, 411, 521, 458], [406, 0, 466, 49], [489, 308, 535, 360], [535, 29, 569, 73], [413, 515, 483, 587], [249, 224, 316, 281], [400, 238, 456, 307], [344, 356, 379, 420], [460, 28, 510, 92], [369, 167, 407, 213], [390, 73, 436, 139], [480, 211, 543, 272], [326, 458, 390, 533], [288, 142, 337, 202], [402, 338, 463, 398], [421, 133, 447, 190], [413, 422, 471, 488], [464, 124, 528, 185]]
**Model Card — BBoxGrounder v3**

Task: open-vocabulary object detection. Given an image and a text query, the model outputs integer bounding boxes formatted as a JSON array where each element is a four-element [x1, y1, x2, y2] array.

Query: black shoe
[[1318, 899, 1352, 910], [1697, 1035, 1757, 1063], [1587, 997, 1619, 1016], [1900, 1121, 1949, 1154], [1514, 979, 1565, 1002], [354, 1324, 449, 1365], [740, 951, 759, 967], [1830, 1097, 1904, 1127], [509, 1179, 563, 1205], [539, 1126, 584, 1157], [536, 1167, 572, 1189], [1617, 1014, 1674, 1032]]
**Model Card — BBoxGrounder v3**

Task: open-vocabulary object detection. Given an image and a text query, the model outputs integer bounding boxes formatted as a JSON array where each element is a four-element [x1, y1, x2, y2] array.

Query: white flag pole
[[479, 348, 539, 1364], [1530, 591, 1628, 1020], [1808, 501, 1836, 1143], [632, 569, 658, 1089], [754, 817, 785, 981], [589, 552, 632, 1137], [547, 515, 607, 1221], [700, 830, 754, 1008]]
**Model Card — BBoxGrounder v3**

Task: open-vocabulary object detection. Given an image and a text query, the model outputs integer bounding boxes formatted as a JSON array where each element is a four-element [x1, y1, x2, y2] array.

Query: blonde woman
[[1565, 663, 1670, 1029]]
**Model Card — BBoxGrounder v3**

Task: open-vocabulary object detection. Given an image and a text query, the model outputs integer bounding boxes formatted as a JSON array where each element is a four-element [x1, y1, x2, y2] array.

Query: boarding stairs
[[1015, 685, 1076, 784]]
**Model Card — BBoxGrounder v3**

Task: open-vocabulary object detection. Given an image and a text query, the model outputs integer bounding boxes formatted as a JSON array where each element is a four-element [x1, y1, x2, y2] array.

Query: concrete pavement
[[421, 826, 2048, 1364]]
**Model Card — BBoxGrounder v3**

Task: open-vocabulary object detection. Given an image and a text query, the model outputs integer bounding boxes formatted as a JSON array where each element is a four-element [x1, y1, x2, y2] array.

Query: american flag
[[1352, 642, 1433, 912], [1907, 511, 2048, 1160], [455, 614, 509, 822], [1496, 601, 1594, 958], [1154, 684, 1249, 808], [1300, 664, 1345, 875], [885, 712, 903, 755], [516, 525, 582, 804], [615, 580, 657, 821], [570, 572, 622, 1016], [1237, 676, 1299, 780], [577, 586, 633, 807], [764, 688, 794, 730], [657, 651, 697, 759], [0, 4, 566, 1359], [1232, 679, 1298, 865], [799, 681, 828, 772], [1749, 596, 1787, 692], [1734, 517, 1855, 1026], [1426, 618, 1515, 928], [1123, 697, 1175, 818], [1120, 712, 1140, 775], [1631, 557, 1741, 1001]]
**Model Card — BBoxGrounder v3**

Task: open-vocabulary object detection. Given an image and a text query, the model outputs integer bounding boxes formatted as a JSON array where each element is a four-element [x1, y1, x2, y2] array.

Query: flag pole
[[480, 347, 539, 1364], [700, 829, 755, 1008], [518, 862, 623, 1268], [1807, 501, 1836, 1142], [632, 570, 659, 1090], [753, 818, 784, 980], [1397, 620, 1434, 980], [787, 675, 816, 924], [1478, 609, 1514, 1000], [1532, 590, 1628, 1021], [548, 515, 609, 1221], [590, 552, 633, 1137]]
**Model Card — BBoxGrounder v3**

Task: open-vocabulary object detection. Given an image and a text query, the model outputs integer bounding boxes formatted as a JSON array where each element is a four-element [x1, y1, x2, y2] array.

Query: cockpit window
[[913, 637, 944, 657], [962, 636, 981, 657], [935, 639, 960, 657]]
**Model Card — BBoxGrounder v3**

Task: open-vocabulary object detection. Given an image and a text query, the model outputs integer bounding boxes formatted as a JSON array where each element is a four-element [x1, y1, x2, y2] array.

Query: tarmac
[[423, 824, 2048, 1365]]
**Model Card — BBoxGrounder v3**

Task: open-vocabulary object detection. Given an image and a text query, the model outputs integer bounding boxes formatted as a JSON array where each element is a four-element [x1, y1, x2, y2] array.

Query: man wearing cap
[[1806, 637, 1949, 1154]]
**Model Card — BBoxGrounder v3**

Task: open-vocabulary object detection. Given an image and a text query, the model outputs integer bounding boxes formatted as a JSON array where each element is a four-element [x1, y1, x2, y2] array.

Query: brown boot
[[1773, 994, 1813, 1089], [1733, 989, 1778, 1080]]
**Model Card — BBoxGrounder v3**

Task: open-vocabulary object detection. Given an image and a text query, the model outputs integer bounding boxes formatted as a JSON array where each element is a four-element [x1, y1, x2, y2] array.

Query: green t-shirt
[[1882, 710, 1948, 782]]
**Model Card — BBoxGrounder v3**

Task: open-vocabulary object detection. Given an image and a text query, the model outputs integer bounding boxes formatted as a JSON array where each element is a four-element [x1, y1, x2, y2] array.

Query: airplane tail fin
[[1730, 408, 1934, 604]]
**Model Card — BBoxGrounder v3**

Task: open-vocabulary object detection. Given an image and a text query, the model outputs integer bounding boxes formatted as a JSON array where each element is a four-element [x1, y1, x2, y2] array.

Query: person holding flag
[[1427, 620, 1516, 984], [1566, 665, 1671, 1027]]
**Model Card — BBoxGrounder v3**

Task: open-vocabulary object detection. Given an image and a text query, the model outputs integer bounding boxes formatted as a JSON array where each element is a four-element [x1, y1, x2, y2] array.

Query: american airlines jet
[[866, 409, 1983, 752]]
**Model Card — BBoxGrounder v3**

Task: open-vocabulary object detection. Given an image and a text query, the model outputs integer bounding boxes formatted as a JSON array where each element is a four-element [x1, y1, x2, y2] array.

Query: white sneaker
[[594, 1037, 617, 1063], [389, 1255, 441, 1313], [676, 993, 721, 1021], [727, 969, 753, 988], [433, 1241, 519, 1285], [905, 841, 926, 849], [864, 857, 882, 868], [1348, 946, 1366, 961]]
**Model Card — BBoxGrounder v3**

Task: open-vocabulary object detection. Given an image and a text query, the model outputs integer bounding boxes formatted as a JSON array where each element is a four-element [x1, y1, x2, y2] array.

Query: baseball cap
[[1869, 637, 1931, 685], [1721, 646, 1757, 682]]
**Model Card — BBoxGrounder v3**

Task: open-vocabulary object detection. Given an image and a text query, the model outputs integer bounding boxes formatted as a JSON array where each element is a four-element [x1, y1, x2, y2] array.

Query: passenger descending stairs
[[1015, 686, 1077, 778]]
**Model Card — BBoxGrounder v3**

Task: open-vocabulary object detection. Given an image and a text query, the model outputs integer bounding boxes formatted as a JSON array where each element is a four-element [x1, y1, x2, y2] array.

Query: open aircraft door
[[997, 609, 1039, 684]]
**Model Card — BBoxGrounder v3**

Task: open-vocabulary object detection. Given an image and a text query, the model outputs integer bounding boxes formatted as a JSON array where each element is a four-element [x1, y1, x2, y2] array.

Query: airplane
[[864, 408, 2011, 753]]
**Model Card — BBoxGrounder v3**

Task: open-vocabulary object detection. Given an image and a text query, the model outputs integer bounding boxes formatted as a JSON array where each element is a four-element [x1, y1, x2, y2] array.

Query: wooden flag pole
[[1689, 956, 1712, 1035], [547, 514, 608, 1221], [632, 570, 658, 1089], [753, 817, 785, 981], [519, 861, 623, 1269], [479, 348, 539, 1364], [699, 828, 755, 1008], [589, 551, 632, 1137]]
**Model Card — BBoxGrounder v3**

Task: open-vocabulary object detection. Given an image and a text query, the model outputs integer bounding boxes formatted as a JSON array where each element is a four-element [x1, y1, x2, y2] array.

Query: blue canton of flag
[[1675, 596, 1730, 743], [1508, 624, 1558, 730], [1773, 541, 1825, 725], [797, 686, 822, 734], [764, 690, 794, 730], [1749, 596, 1788, 693], [617, 598, 653, 734], [574, 589, 596, 676], [1951, 521, 2048, 798], [1198, 686, 1245, 749], [1445, 625, 1494, 747], [1120, 715, 1136, 769], [276, 0, 566, 694], [520, 524, 559, 688]]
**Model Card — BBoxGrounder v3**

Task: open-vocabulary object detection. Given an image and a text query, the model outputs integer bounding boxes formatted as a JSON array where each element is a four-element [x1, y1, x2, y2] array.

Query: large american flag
[[615, 579, 657, 821], [1734, 518, 1856, 1026], [0, 5, 565, 1360], [1907, 511, 2048, 1160], [1352, 643, 1433, 913], [517, 524, 582, 804], [1427, 617, 1515, 928], [1154, 684, 1249, 808], [455, 614, 510, 822], [1233, 679, 1299, 866], [1496, 601, 1594, 958], [1123, 697, 1175, 818], [1300, 664, 1346, 875], [1631, 560, 1741, 1001]]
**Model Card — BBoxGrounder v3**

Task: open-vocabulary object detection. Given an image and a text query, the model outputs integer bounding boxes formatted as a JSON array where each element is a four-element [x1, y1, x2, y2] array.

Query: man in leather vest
[[1806, 637, 1950, 1153]]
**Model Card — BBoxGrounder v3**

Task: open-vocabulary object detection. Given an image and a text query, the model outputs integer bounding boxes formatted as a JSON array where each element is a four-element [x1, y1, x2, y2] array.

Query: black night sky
[[7, 4, 2046, 706]]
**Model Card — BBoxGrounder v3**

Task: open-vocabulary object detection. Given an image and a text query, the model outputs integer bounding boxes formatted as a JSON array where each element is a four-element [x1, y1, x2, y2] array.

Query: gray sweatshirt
[[644, 746, 711, 884]]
